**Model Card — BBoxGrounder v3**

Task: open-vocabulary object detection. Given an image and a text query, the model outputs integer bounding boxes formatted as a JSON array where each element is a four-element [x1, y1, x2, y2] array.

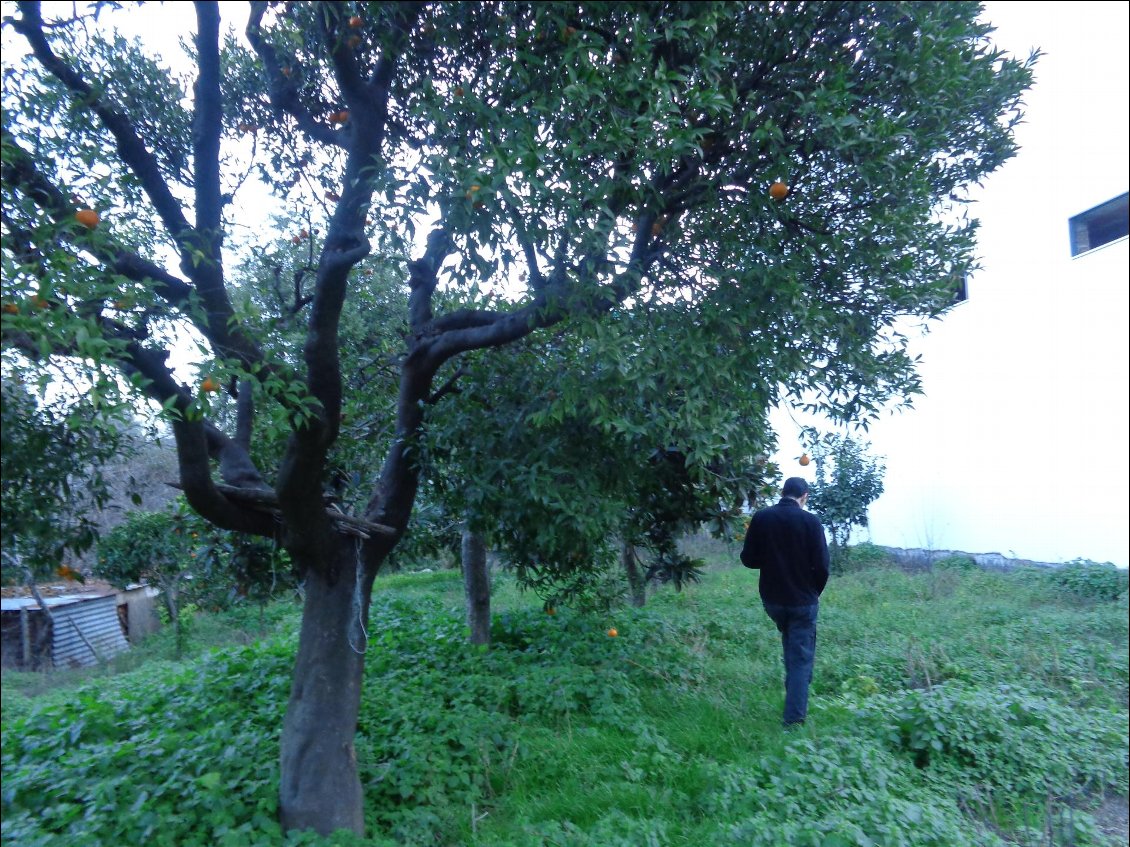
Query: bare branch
[[206, 483, 395, 538], [426, 367, 465, 405]]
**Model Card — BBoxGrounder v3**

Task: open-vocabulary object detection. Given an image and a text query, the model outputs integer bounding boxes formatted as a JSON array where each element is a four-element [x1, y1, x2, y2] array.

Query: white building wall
[[772, 2, 1129, 567]]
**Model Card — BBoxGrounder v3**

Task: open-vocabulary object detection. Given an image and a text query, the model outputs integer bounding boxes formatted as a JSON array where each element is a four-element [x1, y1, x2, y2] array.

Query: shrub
[[95, 510, 196, 654], [700, 736, 1010, 846], [1, 641, 294, 847], [1046, 560, 1128, 602], [856, 682, 1128, 799], [933, 554, 978, 571], [837, 542, 893, 572]]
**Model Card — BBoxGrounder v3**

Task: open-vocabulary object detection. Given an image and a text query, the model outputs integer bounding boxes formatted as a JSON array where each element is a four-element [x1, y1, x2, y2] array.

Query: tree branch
[[1, 127, 195, 304], [407, 226, 453, 333], [234, 378, 255, 451], [1, 125, 314, 434], [13, 2, 194, 245], [203, 483, 395, 539], [192, 2, 224, 250], [245, 2, 348, 150], [426, 367, 465, 405]]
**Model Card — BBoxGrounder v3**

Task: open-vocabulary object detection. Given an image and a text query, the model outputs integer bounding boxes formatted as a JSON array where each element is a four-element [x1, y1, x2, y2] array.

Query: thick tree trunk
[[462, 527, 490, 646], [278, 539, 370, 836], [622, 541, 647, 608]]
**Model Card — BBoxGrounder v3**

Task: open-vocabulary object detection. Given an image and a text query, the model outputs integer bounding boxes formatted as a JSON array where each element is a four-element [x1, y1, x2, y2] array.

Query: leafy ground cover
[[2, 544, 1127, 846]]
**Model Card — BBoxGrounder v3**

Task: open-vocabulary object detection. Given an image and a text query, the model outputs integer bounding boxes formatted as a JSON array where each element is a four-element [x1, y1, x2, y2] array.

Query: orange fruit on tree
[[799, 453, 810, 466], [2, 302, 18, 315], [330, 110, 349, 124], [348, 15, 363, 28], [75, 208, 100, 229], [201, 376, 220, 393], [607, 627, 618, 637], [545, 607, 556, 616], [454, 85, 465, 98], [769, 181, 789, 200]]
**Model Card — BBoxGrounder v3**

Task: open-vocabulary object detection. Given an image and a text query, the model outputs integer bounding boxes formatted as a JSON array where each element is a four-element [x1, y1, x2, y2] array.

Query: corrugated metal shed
[[1, 593, 130, 668], [51, 595, 130, 667]]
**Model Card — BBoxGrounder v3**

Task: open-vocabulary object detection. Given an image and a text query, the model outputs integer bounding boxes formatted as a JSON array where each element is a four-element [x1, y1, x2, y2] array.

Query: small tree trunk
[[163, 581, 184, 657], [622, 541, 647, 608], [20, 605, 31, 668], [462, 527, 490, 646], [829, 526, 849, 572], [278, 539, 369, 836], [24, 567, 55, 668], [24, 567, 54, 627]]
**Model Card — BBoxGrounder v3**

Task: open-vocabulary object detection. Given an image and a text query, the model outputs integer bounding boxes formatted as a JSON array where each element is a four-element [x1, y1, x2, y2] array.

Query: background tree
[[422, 309, 778, 618], [0, 377, 125, 584], [805, 430, 887, 568], [1, 1, 1035, 836], [94, 501, 296, 647], [94, 509, 197, 655]]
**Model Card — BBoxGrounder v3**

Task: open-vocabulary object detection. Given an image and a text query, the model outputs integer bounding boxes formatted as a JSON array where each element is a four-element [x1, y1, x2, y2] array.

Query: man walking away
[[741, 477, 830, 728]]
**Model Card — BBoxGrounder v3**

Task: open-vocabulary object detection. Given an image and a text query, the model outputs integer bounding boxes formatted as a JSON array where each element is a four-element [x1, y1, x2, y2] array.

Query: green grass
[[2, 545, 1127, 847]]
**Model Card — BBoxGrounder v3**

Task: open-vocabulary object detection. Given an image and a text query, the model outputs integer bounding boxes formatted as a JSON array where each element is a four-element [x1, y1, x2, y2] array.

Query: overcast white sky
[[772, 1, 1130, 567]]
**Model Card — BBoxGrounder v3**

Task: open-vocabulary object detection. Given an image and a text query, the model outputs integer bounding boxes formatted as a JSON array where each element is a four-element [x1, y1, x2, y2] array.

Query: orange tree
[[419, 305, 782, 612], [1, 1, 1034, 836]]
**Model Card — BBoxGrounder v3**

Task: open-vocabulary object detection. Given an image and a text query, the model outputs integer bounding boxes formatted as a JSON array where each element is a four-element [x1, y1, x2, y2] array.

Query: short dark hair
[[782, 477, 809, 499]]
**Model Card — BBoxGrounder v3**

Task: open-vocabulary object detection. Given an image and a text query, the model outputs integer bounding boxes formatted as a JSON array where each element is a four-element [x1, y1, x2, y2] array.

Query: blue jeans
[[762, 602, 819, 725]]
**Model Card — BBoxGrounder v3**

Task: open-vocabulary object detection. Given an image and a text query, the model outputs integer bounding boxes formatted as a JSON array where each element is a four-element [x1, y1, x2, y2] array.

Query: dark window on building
[[1069, 192, 1129, 257], [953, 272, 968, 303]]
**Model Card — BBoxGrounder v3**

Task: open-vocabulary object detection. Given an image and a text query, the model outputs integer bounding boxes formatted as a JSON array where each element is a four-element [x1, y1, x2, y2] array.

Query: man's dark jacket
[[741, 498, 830, 606]]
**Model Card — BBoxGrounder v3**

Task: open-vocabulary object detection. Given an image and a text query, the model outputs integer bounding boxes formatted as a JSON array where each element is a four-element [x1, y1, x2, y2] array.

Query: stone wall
[[877, 547, 1061, 572]]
